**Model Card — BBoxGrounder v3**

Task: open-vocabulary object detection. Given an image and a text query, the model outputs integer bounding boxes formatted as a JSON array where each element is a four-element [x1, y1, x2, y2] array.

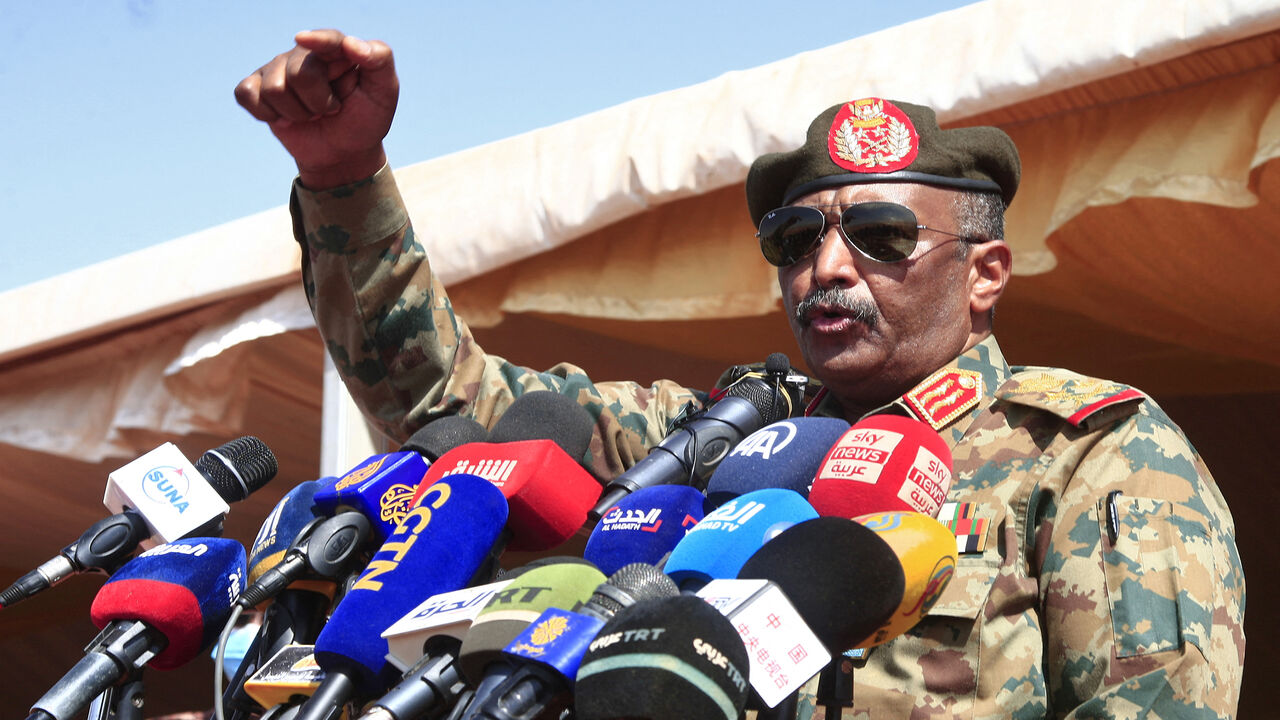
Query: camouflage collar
[[808, 335, 1010, 446]]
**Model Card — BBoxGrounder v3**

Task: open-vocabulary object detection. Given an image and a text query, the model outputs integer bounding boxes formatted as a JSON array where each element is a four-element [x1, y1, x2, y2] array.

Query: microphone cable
[[213, 603, 249, 720]]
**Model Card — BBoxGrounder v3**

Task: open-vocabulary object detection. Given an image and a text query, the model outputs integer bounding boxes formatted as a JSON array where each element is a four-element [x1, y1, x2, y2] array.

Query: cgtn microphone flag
[[697, 578, 830, 708]]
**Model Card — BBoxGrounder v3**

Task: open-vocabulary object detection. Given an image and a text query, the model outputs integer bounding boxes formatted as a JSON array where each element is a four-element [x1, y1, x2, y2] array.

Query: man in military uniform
[[237, 30, 1244, 718]]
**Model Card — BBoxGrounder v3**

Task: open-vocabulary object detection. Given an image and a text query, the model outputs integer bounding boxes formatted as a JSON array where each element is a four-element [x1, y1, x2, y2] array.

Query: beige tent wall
[[1, 0, 1277, 715]]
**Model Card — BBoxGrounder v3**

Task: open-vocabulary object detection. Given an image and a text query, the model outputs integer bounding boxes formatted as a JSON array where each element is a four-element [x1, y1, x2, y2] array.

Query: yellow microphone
[[851, 511, 957, 648]]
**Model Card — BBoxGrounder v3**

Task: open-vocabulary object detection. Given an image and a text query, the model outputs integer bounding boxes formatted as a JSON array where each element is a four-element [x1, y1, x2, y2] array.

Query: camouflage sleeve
[[1041, 402, 1245, 718], [289, 166, 705, 480]]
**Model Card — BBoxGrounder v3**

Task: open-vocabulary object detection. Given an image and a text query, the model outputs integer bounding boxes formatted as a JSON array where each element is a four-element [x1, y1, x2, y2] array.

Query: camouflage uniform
[[292, 166, 1244, 719], [291, 165, 702, 482]]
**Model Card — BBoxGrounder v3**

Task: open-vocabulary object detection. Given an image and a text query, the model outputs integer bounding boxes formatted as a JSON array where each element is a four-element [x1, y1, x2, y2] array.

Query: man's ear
[[969, 240, 1012, 316]]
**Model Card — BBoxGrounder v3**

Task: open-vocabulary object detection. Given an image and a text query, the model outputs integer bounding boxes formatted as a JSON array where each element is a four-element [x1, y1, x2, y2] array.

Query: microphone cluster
[[13, 361, 967, 720]]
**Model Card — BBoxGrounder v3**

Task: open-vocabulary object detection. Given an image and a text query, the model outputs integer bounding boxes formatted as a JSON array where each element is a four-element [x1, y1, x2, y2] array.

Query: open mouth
[[797, 296, 878, 331]]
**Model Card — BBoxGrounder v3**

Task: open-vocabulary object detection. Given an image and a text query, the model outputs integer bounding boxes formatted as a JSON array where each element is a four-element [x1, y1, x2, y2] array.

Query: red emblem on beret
[[827, 98, 919, 173]]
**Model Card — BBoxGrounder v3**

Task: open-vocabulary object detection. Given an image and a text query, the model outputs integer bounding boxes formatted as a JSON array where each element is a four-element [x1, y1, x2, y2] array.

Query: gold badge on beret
[[827, 98, 920, 174]]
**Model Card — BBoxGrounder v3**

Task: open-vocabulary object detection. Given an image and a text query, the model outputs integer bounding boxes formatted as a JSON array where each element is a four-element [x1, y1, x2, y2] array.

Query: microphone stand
[[816, 653, 857, 720], [756, 692, 799, 720], [87, 670, 145, 720]]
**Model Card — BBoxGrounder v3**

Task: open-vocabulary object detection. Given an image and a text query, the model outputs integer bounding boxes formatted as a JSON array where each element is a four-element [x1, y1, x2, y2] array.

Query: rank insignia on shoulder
[[939, 502, 988, 554], [904, 368, 983, 431], [1001, 370, 1145, 429]]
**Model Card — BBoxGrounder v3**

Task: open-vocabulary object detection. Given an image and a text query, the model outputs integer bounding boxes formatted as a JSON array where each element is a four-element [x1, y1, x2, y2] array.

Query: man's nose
[[810, 224, 861, 288]]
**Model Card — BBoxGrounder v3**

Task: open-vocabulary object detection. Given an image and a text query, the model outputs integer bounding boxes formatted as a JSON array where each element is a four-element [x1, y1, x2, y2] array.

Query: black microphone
[[487, 390, 596, 463], [461, 564, 680, 720], [590, 353, 803, 519], [294, 475, 510, 720], [402, 415, 491, 461], [737, 516, 906, 653], [574, 595, 751, 720], [1, 437, 277, 609], [221, 482, 374, 720]]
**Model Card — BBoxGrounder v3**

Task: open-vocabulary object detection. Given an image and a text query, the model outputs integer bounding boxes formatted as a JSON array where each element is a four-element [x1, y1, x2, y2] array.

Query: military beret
[[746, 98, 1020, 227]]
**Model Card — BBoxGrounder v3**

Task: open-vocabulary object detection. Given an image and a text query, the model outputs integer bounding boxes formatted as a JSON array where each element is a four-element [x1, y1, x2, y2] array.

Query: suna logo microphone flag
[[141, 466, 193, 513]]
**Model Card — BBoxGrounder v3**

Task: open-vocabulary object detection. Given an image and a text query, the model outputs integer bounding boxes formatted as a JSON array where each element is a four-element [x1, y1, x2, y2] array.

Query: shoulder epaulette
[[998, 367, 1145, 429]]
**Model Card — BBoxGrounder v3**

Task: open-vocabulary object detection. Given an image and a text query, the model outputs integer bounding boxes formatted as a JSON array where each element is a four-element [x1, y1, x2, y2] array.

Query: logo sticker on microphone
[[689, 499, 766, 534], [336, 456, 386, 491], [901, 446, 949, 516], [508, 614, 570, 657], [441, 458, 518, 487], [730, 421, 798, 460], [379, 483, 417, 527], [141, 466, 192, 513], [819, 429, 900, 484], [599, 506, 664, 533]]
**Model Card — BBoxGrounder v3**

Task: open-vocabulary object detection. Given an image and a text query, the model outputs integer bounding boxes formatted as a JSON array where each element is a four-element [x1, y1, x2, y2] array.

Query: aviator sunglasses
[[757, 201, 981, 266]]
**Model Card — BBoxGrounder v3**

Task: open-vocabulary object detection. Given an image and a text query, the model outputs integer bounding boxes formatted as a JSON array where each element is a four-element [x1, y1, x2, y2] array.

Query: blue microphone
[[584, 484, 708, 575], [298, 474, 509, 720], [225, 481, 366, 717], [311, 451, 431, 544], [247, 481, 324, 586], [705, 416, 850, 506], [29, 538, 246, 720], [663, 488, 817, 591]]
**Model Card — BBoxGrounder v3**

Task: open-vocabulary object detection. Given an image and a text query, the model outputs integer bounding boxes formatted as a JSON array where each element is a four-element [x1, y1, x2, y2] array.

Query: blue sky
[[0, 1, 976, 293]]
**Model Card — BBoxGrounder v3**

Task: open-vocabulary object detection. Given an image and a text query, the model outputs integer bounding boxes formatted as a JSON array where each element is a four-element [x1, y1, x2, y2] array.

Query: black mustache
[[794, 287, 879, 328]]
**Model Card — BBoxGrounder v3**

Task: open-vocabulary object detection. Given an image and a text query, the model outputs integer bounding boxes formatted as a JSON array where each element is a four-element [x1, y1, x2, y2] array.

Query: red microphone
[[808, 414, 953, 519], [408, 439, 600, 551]]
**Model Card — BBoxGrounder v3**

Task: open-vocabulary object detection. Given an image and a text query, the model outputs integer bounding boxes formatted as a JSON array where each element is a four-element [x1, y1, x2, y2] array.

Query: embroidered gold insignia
[[904, 368, 982, 430], [827, 98, 919, 173]]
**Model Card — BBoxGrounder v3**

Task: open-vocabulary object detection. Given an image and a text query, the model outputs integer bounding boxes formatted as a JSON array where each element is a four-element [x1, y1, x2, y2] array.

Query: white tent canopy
[[1, 0, 1276, 714]]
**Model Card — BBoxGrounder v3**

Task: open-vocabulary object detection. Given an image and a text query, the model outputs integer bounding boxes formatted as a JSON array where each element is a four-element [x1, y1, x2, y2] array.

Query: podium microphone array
[[14, 356, 969, 720]]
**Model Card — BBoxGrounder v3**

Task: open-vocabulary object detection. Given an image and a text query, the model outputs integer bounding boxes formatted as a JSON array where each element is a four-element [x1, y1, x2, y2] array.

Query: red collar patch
[[827, 98, 919, 174], [904, 368, 982, 431]]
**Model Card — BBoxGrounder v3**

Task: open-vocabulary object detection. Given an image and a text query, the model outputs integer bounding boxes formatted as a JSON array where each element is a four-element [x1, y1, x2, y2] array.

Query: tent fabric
[[4, 0, 1278, 364], [6, 7, 1279, 464], [0, 286, 307, 463]]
